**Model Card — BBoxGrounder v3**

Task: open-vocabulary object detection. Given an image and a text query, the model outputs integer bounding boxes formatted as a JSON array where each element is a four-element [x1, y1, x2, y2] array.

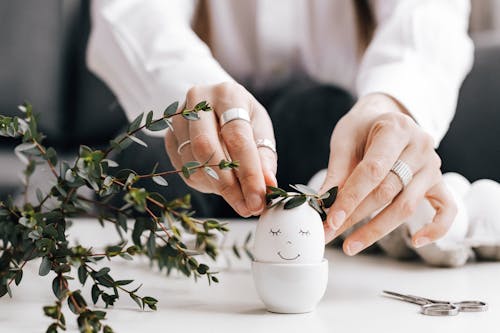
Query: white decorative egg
[[406, 177, 468, 249], [254, 197, 325, 264], [442, 172, 471, 199], [465, 179, 500, 243]]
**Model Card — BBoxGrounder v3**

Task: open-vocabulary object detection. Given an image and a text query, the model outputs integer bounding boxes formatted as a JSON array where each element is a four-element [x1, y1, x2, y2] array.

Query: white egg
[[465, 179, 500, 243], [442, 172, 471, 199], [254, 197, 325, 264], [405, 179, 468, 249], [307, 169, 328, 192]]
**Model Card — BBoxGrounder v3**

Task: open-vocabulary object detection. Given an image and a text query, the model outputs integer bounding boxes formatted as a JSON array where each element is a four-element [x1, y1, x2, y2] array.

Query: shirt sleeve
[[86, 0, 234, 137], [356, 0, 474, 147]]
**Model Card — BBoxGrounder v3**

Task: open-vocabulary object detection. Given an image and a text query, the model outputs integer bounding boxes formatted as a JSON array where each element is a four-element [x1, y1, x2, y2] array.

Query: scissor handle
[[421, 303, 459, 316], [454, 301, 489, 312]]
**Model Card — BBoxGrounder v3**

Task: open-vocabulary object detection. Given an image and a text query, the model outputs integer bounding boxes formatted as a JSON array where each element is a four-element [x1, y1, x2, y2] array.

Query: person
[[86, 0, 474, 257]]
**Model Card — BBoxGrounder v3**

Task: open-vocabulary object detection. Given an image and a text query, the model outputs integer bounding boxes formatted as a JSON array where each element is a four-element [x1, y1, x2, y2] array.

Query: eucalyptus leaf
[[322, 186, 338, 208], [283, 195, 307, 209], [152, 176, 168, 186], [164, 101, 179, 116], [39, 257, 51, 276], [290, 184, 317, 195], [204, 166, 219, 180], [128, 113, 144, 132], [128, 135, 148, 148]]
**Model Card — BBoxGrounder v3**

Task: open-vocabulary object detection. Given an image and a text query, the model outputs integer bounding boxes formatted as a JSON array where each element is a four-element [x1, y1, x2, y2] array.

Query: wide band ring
[[255, 138, 277, 154], [177, 140, 191, 155], [220, 108, 250, 127], [390, 159, 413, 188]]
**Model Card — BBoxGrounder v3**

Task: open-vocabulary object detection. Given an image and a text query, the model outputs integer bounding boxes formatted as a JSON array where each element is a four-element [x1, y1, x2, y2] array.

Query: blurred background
[[0, 0, 499, 202]]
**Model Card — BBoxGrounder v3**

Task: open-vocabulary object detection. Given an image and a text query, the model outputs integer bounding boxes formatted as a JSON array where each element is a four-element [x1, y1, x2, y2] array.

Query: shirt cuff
[[357, 61, 455, 147]]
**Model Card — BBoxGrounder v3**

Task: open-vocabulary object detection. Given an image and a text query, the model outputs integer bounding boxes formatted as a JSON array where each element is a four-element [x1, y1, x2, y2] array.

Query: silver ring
[[177, 140, 191, 155], [390, 159, 413, 187], [256, 138, 277, 154], [220, 108, 250, 127]]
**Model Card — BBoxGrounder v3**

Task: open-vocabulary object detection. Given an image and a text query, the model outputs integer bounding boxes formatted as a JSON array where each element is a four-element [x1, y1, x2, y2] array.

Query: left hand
[[319, 93, 457, 256]]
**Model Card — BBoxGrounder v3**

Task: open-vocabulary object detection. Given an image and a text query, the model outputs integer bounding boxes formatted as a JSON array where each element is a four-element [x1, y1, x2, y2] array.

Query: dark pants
[[115, 81, 499, 217]]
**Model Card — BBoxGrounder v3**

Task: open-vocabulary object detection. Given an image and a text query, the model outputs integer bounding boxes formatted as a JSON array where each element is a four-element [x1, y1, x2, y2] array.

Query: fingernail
[[414, 237, 431, 248], [332, 210, 346, 229], [327, 218, 337, 231], [247, 193, 264, 212], [270, 173, 278, 187], [346, 241, 363, 256], [235, 200, 250, 216]]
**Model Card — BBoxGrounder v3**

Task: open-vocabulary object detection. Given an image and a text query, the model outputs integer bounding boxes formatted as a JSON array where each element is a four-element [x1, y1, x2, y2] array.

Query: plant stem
[[33, 140, 58, 178]]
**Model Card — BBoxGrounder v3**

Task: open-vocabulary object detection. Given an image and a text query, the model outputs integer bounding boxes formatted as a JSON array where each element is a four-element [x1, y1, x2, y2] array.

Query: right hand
[[164, 82, 277, 217]]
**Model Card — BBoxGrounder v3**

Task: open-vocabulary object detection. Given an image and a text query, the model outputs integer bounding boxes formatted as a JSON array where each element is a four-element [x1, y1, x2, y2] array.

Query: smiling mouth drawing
[[277, 252, 301, 261]]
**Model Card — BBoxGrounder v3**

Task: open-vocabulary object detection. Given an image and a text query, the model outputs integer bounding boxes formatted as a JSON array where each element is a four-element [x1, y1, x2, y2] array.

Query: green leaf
[[142, 296, 158, 310], [94, 267, 110, 278], [164, 101, 179, 116], [204, 166, 219, 180], [128, 113, 144, 132], [266, 185, 287, 196], [128, 135, 148, 148], [45, 147, 58, 166], [130, 293, 143, 310], [117, 213, 128, 232], [290, 184, 317, 195], [91, 284, 101, 304], [14, 270, 23, 286], [196, 263, 209, 275], [39, 257, 51, 276], [283, 195, 307, 210], [152, 175, 168, 186], [145, 110, 154, 127], [322, 186, 338, 208], [103, 325, 114, 333], [36, 188, 44, 204], [181, 110, 200, 121], [78, 265, 88, 285], [147, 119, 169, 131], [52, 277, 67, 300], [147, 232, 156, 257], [115, 279, 134, 286]]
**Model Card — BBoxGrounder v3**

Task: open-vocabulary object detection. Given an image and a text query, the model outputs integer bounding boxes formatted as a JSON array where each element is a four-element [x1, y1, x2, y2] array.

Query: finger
[[164, 129, 182, 169], [251, 102, 278, 187], [411, 181, 457, 248], [325, 143, 424, 240], [342, 165, 441, 255], [324, 173, 400, 243], [217, 104, 266, 214], [172, 110, 213, 193], [189, 109, 251, 217], [327, 120, 410, 230]]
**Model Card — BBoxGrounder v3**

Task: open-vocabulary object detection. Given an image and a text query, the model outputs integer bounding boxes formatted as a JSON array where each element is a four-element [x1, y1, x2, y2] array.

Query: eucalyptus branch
[[0, 101, 234, 332], [265, 184, 338, 221]]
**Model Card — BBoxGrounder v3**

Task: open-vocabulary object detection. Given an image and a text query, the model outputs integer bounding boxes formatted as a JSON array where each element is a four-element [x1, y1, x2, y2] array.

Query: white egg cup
[[252, 259, 328, 313], [252, 196, 328, 313]]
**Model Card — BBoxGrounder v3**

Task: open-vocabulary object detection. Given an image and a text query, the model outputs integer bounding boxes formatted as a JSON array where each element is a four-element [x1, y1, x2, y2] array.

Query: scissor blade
[[382, 290, 429, 305]]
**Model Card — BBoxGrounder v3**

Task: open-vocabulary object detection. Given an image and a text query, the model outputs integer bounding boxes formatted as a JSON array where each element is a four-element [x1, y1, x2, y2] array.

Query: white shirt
[[87, 0, 473, 145]]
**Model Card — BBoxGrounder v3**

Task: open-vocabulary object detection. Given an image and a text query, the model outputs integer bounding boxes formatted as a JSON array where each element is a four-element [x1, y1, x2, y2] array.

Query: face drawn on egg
[[254, 199, 325, 264]]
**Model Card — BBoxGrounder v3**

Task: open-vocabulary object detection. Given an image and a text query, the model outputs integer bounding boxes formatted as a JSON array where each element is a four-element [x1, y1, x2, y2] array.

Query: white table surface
[[1, 219, 499, 333]]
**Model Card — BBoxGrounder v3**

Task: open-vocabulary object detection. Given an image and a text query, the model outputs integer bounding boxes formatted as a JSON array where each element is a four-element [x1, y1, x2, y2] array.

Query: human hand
[[164, 82, 277, 217], [319, 93, 457, 255]]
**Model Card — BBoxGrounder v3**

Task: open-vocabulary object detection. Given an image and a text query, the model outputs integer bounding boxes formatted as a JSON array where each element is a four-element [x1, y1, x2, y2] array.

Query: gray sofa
[[0, 0, 499, 201]]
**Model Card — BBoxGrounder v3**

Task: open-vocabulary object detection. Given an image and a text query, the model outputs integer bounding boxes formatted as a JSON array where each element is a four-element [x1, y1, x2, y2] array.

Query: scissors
[[383, 290, 488, 316]]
